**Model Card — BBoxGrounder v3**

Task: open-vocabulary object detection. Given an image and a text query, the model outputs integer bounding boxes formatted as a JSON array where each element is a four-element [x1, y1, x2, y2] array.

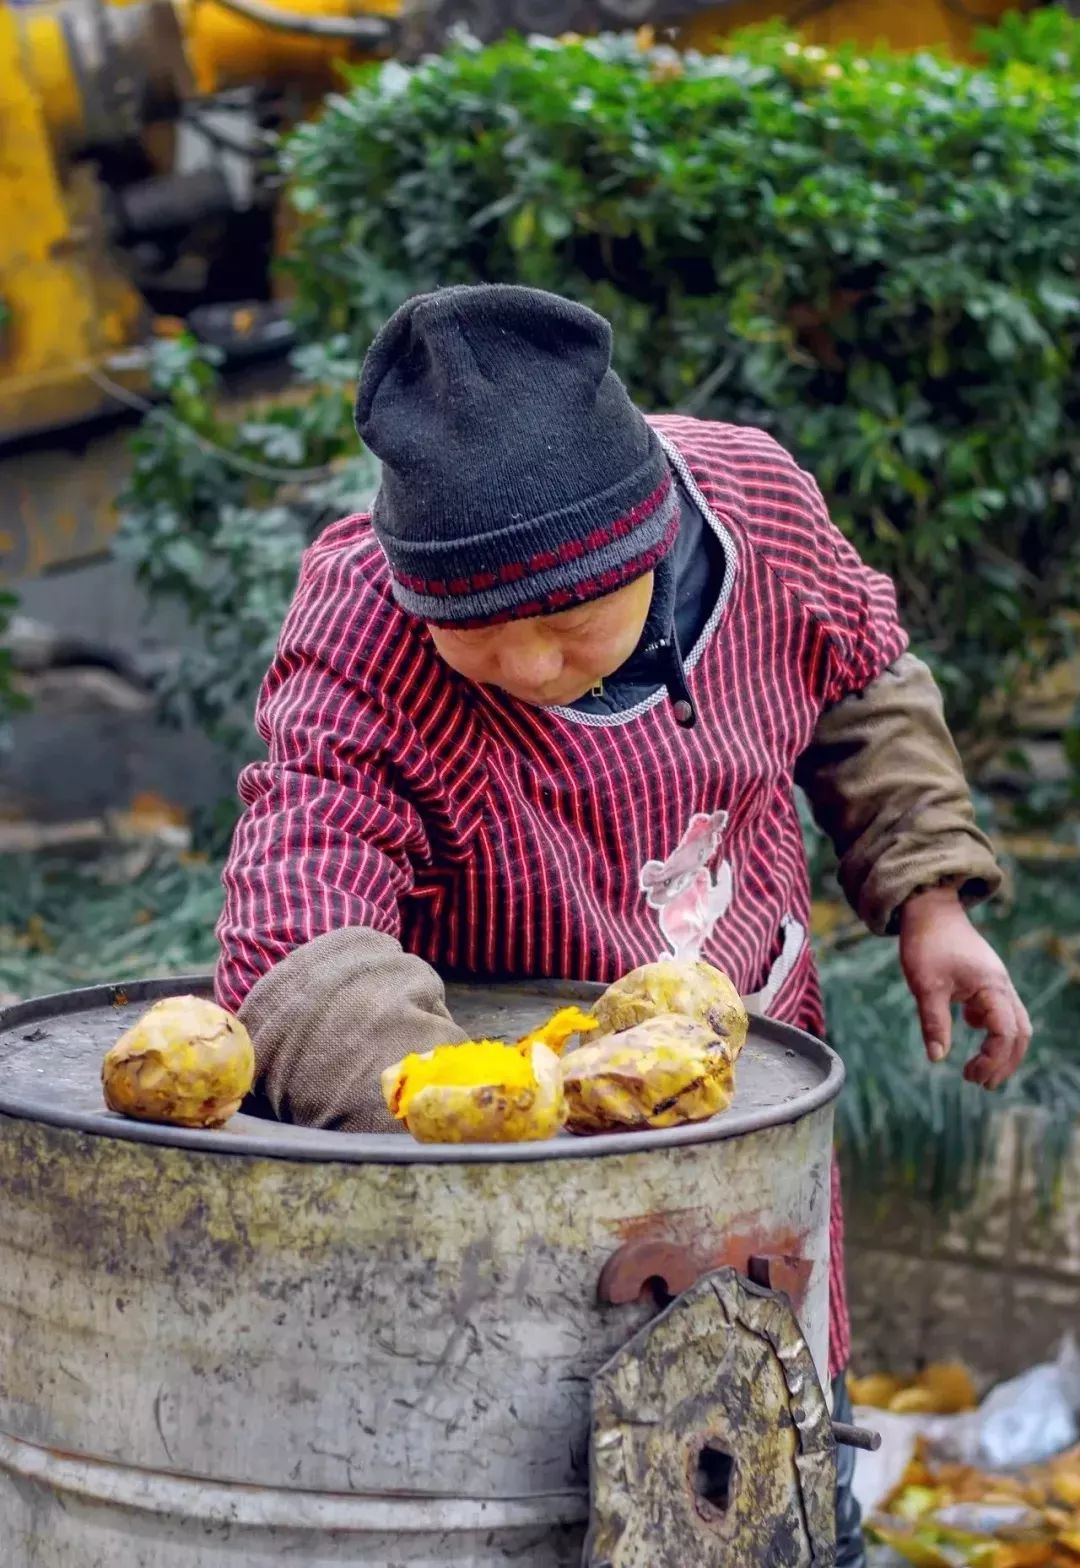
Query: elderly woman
[[217, 284, 1029, 1564]]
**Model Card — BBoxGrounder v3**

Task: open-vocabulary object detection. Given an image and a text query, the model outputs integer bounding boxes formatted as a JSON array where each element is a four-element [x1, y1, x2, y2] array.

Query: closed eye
[[547, 610, 595, 636], [436, 625, 497, 647]]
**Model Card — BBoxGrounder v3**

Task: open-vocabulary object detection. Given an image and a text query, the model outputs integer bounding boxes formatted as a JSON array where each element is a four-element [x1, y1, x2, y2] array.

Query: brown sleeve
[[796, 653, 1003, 937], [238, 926, 468, 1133]]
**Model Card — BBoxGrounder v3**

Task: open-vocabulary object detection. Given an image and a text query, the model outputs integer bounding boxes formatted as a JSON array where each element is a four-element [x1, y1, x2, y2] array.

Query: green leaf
[[508, 203, 538, 251]]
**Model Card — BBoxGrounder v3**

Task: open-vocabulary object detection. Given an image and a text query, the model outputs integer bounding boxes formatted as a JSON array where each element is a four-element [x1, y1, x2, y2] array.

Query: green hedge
[[282, 17, 1080, 750]]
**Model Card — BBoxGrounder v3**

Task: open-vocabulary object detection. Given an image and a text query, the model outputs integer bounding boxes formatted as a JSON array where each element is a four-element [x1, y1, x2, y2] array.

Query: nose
[[497, 627, 564, 692]]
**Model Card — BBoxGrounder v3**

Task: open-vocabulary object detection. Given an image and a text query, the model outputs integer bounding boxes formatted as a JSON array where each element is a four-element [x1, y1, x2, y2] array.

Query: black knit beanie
[[354, 284, 677, 627]]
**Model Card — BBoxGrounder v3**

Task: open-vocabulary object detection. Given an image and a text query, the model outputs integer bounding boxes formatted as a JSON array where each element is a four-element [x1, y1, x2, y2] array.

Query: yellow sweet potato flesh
[[517, 1006, 598, 1055], [381, 1039, 565, 1144]]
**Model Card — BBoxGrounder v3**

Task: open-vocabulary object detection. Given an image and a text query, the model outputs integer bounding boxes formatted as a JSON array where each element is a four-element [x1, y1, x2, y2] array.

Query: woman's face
[[428, 572, 654, 708]]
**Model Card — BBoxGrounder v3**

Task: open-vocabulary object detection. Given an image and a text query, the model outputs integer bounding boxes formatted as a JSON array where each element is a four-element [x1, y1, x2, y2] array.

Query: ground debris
[[868, 1442, 1080, 1566]]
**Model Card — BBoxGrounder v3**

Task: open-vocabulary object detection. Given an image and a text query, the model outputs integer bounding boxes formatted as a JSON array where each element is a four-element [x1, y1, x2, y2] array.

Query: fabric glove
[[239, 925, 466, 1133]]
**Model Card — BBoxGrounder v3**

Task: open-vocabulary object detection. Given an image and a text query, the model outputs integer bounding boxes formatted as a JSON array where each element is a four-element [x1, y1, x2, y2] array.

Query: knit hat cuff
[[381, 444, 676, 626]]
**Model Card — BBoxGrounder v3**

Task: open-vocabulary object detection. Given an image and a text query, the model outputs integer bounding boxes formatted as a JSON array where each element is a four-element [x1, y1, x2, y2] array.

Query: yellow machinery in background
[[0, 0, 398, 444], [0, 0, 1037, 579]]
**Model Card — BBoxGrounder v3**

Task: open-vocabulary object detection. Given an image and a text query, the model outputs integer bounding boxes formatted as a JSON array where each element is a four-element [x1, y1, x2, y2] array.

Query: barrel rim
[[0, 974, 844, 1164]]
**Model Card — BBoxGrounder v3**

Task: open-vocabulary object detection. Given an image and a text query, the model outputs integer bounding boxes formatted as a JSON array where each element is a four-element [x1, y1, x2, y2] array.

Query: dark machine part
[[105, 100, 282, 313], [112, 167, 235, 237], [60, 0, 192, 152], [397, 0, 739, 55]]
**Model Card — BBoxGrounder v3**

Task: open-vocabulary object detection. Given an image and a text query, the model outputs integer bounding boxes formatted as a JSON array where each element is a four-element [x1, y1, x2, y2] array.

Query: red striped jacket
[[218, 416, 910, 1376]]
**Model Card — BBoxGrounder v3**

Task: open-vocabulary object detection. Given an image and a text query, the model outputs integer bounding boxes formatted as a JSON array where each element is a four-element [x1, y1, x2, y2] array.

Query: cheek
[[584, 613, 642, 671], [429, 633, 494, 681]]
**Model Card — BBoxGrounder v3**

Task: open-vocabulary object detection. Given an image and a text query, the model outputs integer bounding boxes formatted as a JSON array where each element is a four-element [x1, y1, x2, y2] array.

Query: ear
[[640, 859, 665, 891]]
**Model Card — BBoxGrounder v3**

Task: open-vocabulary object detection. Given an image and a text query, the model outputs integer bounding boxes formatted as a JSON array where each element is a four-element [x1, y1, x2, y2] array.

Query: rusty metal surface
[[586, 1269, 836, 1567], [0, 1093, 835, 1562], [597, 1238, 703, 1304], [0, 974, 837, 1563], [0, 974, 842, 1162], [0, 1112, 835, 1560]]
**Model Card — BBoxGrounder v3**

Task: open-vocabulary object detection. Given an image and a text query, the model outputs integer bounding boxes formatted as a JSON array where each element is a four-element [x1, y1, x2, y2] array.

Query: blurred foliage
[[278, 15, 1080, 758], [0, 853, 221, 999], [116, 15, 1080, 788], [113, 337, 375, 812], [818, 830, 1080, 1209], [978, 4, 1080, 72], [0, 590, 30, 750]]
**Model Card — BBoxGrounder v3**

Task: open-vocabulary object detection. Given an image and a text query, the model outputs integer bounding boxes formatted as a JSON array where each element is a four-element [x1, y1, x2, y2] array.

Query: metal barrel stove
[[0, 977, 845, 1567]]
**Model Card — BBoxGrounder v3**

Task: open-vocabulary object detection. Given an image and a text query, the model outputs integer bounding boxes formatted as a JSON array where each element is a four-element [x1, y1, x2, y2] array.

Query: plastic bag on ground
[[854, 1337, 1080, 1521], [931, 1335, 1080, 1471]]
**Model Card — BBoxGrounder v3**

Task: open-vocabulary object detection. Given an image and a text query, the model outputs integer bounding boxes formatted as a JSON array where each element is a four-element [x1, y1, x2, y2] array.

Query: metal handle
[[596, 1239, 699, 1307], [596, 1242, 812, 1310], [832, 1421, 882, 1453]]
